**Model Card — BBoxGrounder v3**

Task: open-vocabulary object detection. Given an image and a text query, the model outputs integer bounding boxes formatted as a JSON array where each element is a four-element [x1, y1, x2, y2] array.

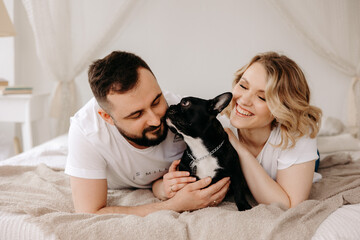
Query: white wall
[[13, 0, 53, 144], [0, 0, 14, 84], [77, 0, 348, 119], [0, 0, 51, 159], [0, 0, 15, 158], [1, 0, 351, 157]]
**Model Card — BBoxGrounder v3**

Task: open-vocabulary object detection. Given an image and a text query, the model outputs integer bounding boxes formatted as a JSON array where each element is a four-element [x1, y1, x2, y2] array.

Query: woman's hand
[[224, 128, 253, 155], [153, 159, 197, 200], [224, 128, 243, 150], [162, 160, 197, 199]]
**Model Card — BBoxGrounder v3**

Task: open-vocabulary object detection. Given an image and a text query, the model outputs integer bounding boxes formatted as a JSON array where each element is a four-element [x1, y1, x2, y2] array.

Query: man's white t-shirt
[[65, 92, 186, 189]]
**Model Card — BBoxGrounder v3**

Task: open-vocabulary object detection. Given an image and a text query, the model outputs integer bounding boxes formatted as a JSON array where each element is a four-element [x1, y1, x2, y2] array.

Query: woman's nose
[[239, 91, 253, 106]]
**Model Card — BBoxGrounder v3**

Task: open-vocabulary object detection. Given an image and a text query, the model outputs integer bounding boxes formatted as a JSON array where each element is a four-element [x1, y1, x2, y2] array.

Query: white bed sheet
[[313, 203, 360, 240], [0, 211, 56, 240], [0, 134, 68, 168], [1, 134, 360, 240], [0, 134, 67, 240]]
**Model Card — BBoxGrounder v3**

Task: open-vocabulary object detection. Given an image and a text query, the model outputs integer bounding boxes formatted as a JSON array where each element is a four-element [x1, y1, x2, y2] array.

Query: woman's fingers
[[163, 170, 190, 180], [224, 128, 238, 147], [168, 159, 181, 172], [169, 184, 180, 193], [167, 176, 197, 195], [163, 160, 195, 198]]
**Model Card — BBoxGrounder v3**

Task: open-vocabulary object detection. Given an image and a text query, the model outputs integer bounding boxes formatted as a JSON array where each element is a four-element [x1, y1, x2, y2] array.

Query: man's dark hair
[[88, 51, 154, 111]]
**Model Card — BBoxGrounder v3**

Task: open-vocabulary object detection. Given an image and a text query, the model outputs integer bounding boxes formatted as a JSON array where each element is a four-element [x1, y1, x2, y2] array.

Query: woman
[[224, 51, 322, 208]]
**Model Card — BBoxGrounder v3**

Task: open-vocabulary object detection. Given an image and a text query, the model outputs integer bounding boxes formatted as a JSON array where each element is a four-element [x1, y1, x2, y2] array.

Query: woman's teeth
[[236, 105, 253, 116]]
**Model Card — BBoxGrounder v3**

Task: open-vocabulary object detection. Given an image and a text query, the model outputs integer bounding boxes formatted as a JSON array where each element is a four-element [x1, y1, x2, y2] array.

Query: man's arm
[[70, 177, 108, 213], [70, 175, 230, 217]]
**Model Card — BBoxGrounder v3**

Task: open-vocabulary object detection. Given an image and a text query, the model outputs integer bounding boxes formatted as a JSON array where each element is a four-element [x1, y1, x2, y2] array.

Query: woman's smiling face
[[230, 62, 274, 130]]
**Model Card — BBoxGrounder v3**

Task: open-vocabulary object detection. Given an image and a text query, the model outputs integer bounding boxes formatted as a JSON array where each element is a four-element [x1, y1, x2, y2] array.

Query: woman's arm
[[276, 160, 315, 207], [225, 128, 315, 208]]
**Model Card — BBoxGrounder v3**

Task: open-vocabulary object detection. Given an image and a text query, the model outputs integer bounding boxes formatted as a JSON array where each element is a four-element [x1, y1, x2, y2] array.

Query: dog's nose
[[166, 106, 177, 116]]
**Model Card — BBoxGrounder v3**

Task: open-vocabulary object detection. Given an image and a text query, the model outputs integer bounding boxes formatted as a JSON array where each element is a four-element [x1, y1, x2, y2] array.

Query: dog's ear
[[208, 92, 233, 114]]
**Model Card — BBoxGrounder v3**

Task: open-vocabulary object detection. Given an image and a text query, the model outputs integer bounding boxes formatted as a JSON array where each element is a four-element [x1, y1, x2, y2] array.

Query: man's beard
[[115, 117, 168, 147]]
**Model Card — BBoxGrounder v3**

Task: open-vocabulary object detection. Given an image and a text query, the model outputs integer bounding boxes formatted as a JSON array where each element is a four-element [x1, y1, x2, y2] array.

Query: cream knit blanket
[[0, 153, 359, 240]]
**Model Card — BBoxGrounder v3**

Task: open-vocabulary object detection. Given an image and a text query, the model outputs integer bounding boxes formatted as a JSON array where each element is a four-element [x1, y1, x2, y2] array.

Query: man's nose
[[147, 110, 161, 126]]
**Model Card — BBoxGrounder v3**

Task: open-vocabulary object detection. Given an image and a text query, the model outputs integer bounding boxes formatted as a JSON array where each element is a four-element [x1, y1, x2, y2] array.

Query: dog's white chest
[[185, 136, 221, 179], [192, 156, 220, 179]]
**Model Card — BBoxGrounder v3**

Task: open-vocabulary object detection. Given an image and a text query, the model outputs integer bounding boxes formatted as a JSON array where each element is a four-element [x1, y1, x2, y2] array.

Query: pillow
[[318, 116, 345, 136], [317, 133, 360, 154]]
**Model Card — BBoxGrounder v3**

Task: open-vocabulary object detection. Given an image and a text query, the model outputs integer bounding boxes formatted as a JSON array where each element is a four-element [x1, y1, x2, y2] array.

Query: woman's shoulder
[[277, 128, 318, 169], [270, 124, 316, 147], [267, 124, 282, 145]]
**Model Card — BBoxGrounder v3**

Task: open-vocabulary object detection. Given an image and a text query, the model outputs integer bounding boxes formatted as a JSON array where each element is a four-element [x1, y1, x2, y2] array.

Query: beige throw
[[0, 153, 359, 240]]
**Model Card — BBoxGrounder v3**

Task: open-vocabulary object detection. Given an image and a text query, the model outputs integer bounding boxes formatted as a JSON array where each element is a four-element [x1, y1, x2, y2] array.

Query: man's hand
[[167, 176, 231, 212]]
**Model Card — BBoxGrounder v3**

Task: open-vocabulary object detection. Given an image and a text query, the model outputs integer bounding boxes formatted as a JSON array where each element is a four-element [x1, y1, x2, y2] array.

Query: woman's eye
[[239, 84, 247, 90], [181, 100, 190, 107], [258, 96, 266, 101]]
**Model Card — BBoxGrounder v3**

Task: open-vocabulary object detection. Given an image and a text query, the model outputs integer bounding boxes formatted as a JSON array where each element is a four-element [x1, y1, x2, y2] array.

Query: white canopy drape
[[269, 0, 360, 138], [21, 0, 143, 135]]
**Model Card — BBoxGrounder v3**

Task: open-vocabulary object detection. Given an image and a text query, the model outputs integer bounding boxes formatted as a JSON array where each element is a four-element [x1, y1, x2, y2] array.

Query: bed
[[0, 117, 360, 240]]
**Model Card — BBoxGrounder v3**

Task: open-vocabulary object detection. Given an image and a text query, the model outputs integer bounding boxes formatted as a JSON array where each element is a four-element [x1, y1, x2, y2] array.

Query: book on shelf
[[0, 86, 33, 95], [0, 80, 9, 86]]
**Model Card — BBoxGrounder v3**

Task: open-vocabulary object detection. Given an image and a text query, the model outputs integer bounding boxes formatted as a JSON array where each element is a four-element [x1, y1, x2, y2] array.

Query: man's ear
[[98, 108, 114, 125]]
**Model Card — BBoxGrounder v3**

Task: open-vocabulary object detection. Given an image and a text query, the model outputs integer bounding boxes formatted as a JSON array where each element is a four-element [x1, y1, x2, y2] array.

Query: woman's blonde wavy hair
[[225, 52, 322, 149]]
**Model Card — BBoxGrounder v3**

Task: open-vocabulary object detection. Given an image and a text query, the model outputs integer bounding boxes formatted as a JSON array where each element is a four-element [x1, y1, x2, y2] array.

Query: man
[[65, 51, 230, 216]]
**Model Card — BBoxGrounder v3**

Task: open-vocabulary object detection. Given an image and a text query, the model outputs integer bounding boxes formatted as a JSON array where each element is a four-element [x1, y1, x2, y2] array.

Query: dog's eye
[[180, 99, 191, 107]]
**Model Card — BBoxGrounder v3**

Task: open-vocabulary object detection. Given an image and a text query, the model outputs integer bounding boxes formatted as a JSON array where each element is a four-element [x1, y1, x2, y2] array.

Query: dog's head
[[166, 92, 232, 138]]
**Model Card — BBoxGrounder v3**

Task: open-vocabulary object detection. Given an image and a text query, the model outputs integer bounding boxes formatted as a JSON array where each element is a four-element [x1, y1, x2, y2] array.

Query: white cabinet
[[0, 93, 49, 151]]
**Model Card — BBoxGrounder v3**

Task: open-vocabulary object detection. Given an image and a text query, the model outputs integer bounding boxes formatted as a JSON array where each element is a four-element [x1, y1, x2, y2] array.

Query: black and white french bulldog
[[166, 92, 251, 211]]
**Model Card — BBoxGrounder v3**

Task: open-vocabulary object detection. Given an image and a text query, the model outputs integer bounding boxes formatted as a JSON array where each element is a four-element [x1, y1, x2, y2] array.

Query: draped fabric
[[269, 0, 360, 138], [21, 0, 143, 135]]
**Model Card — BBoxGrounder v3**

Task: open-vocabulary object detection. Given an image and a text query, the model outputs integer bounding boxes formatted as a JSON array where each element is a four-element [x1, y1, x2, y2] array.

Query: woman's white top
[[233, 124, 321, 182]]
